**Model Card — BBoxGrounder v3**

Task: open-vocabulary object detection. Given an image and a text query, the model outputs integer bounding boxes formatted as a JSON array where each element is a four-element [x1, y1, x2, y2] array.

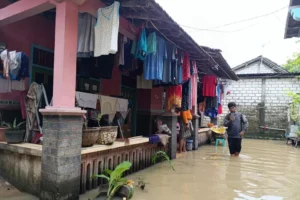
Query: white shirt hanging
[[94, 1, 120, 57]]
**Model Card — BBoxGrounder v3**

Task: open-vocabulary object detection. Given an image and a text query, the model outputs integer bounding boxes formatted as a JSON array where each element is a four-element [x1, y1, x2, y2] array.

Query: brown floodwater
[[3, 140, 300, 200]]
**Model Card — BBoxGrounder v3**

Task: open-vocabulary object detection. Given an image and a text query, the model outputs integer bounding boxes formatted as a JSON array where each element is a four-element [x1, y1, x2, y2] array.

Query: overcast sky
[[155, 0, 299, 67]]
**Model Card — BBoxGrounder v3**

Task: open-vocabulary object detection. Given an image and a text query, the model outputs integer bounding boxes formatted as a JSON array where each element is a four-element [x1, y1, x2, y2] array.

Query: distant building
[[220, 56, 300, 136]]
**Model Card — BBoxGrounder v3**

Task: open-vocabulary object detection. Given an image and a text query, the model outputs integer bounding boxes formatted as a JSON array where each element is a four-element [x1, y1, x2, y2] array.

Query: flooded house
[[0, 0, 237, 199]]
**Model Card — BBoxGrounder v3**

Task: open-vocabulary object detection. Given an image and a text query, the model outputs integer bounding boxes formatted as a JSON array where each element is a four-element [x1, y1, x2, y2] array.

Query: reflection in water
[[125, 140, 300, 200], [11, 140, 300, 200]]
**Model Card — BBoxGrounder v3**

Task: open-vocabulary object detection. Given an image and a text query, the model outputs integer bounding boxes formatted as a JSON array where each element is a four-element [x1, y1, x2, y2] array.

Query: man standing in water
[[224, 102, 248, 157]]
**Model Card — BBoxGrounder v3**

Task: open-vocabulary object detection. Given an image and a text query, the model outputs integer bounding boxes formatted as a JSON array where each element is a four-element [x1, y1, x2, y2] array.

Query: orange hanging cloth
[[165, 85, 182, 112]]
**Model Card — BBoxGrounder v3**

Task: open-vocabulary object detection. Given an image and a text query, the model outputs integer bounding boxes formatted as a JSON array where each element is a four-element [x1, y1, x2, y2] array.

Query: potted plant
[[3, 118, 26, 144], [92, 161, 134, 200], [0, 112, 8, 142]]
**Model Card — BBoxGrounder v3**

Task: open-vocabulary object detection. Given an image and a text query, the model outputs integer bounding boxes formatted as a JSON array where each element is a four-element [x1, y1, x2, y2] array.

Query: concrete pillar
[[52, 1, 78, 108], [39, 1, 84, 200], [192, 115, 199, 150], [40, 108, 85, 200], [161, 113, 178, 160]]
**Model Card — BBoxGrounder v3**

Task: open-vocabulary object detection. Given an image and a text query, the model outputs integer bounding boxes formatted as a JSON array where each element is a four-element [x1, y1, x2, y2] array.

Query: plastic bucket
[[186, 139, 193, 151]]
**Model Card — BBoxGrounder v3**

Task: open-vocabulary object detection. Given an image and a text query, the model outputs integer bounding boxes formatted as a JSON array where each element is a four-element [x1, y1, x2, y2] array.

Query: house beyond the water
[[220, 56, 300, 138]]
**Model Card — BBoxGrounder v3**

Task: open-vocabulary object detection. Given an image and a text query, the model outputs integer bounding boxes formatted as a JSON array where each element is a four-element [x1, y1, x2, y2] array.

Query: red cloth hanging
[[182, 52, 191, 82], [218, 104, 223, 114], [165, 85, 182, 112], [202, 75, 217, 97]]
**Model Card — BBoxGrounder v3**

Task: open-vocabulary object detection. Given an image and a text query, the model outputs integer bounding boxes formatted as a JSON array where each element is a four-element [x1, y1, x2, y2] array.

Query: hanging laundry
[[176, 50, 183, 85], [182, 52, 191, 82], [76, 92, 98, 109], [224, 80, 232, 95], [135, 27, 147, 60], [162, 42, 176, 84], [144, 36, 167, 80], [206, 97, 218, 109], [11, 79, 25, 91], [16, 52, 29, 80], [188, 79, 192, 110], [137, 74, 152, 89], [77, 13, 96, 57], [8, 51, 18, 75], [0, 78, 11, 93], [218, 104, 223, 115], [1, 50, 10, 78], [165, 85, 182, 112], [91, 54, 115, 79], [191, 61, 198, 115], [130, 40, 136, 55], [205, 108, 218, 119], [99, 95, 117, 114], [147, 32, 157, 54], [181, 79, 191, 111], [115, 98, 128, 112], [202, 75, 217, 97], [77, 58, 93, 77], [94, 1, 120, 57], [10, 52, 22, 80], [216, 84, 221, 104]]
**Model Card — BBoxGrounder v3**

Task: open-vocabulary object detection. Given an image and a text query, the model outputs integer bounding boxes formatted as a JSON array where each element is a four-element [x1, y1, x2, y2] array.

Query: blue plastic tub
[[186, 139, 193, 151]]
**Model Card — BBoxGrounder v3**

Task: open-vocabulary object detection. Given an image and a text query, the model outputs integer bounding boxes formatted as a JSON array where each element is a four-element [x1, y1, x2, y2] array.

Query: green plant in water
[[152, 151, 175, 171], [3, 118, 25, 130], [92, 161, 134, 200]]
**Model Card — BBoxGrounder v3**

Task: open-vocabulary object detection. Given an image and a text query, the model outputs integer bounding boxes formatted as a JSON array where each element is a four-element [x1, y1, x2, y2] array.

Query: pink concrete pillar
[[52, 1, 78, 108]]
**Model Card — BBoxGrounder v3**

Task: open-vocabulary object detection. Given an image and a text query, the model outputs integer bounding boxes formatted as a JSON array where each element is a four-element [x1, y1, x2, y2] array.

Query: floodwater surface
[[124, 139, 300, 200], [3, 140, 300, 200]]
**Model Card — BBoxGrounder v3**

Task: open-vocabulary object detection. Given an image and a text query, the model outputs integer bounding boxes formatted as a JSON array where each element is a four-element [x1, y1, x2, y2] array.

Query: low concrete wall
[[198, 129, 212, 146], [0, 147, 41, 196]]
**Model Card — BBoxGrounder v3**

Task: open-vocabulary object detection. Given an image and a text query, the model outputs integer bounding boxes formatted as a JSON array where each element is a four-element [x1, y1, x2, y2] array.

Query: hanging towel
[[75, 92, 98, 109], [115, 98, 128, 112], [94, 1, 120, 57], [11, 79, 25, 91], [77, 13, 96, 57], [0, 78, 11, 93], [99, 95, 117, 114], [137, 74, 152, 89]]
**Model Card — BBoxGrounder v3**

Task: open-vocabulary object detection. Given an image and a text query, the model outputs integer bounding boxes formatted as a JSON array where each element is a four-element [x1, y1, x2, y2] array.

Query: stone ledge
[[0, 142, 42, 157], [0, 137, 150, 157], [81, 137, 149, 155]]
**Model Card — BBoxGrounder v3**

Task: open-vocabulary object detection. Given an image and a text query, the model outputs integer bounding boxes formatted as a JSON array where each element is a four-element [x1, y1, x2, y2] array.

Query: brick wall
[[235, 63, 275, 74], [219, 77, 300, 135]]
